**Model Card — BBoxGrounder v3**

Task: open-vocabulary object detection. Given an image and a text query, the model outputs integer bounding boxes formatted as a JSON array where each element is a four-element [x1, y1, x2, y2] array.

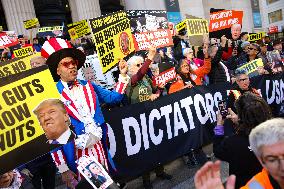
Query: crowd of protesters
[[0, 17, 284, 189]]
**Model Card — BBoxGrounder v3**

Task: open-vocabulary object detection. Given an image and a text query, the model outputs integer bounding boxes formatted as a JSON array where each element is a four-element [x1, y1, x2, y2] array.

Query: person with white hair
[[241, 118, 284, 189], [120, 46, 172, 189], [231, 24, 242, 41]]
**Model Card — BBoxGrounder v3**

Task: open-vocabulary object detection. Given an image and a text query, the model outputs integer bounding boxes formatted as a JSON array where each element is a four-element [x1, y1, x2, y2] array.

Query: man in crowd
[[194, 118, 284, 189], [41, 38, 129, 188], [34, 99, 75, 144]]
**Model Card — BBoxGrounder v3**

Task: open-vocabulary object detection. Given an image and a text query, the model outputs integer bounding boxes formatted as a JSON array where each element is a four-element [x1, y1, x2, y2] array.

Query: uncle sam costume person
[[41, 38, 129, 188]]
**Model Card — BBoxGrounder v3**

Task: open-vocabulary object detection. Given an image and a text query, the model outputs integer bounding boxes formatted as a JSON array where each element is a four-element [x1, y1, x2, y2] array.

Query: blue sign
[[253, 12, 262, 28], [167, 12, 182, 25]]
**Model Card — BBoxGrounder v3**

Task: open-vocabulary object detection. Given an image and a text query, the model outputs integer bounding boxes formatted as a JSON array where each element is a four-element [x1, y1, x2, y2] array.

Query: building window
[[266, 0, 279, 4], [268, 9, 283, 23]]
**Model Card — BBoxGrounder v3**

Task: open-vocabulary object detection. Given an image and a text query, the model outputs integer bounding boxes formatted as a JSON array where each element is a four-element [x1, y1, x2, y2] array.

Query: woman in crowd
[[120, 46, 172, 189], [213, 92, 272, 188], [169, 43, 211, 94]]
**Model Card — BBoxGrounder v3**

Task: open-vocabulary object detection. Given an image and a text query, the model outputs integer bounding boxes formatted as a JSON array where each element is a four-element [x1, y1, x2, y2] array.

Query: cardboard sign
[[248, 32, 265, 42], [186, 19, 208, 36], [209, 10, 243, 32], [0, 53, 41, 78], [13, 46, 34, 58], [237, 58, 263, 78], [23, 18, 39, 29], [89, 11, 135, 74], [133, 29, 173, 51], [175, 19, 187, 32], [67, 20, 91, 40], [37, 26, 64, 37], [0, 66, 60, 174], [0, 32, 19, 48], [153, 67, 176, 86], [127, 10, 173, 51]]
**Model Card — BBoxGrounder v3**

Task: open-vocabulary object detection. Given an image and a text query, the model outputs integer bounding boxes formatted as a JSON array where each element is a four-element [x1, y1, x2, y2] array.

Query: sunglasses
[[248, 47, 257, 51], [60, 60, 78, 67]]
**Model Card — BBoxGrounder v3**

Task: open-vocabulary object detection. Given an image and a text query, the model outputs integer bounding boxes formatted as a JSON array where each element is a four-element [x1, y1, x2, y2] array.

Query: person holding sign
[[41, 38, 130, 188]]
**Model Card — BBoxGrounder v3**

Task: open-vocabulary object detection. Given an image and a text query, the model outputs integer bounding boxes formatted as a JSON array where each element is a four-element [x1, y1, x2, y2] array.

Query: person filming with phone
[[213, 92, 273, 188]]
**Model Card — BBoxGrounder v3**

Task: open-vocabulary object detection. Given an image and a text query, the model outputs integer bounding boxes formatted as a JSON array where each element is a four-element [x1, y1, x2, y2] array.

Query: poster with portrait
[[209, 8, 243, 39], [127, 10, 173, 51], [0, 66, 60, 175], [89, 11, 135, 74], [77, 155, 113, 189], [37, 26, 64, 38]]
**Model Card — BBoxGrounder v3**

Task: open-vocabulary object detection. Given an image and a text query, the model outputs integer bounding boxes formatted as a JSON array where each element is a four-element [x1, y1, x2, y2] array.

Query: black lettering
[[94, 32, 104, 44], [105, 39, 115, 51], [2, 111, 15, 126], [0, 119, 4, 130], [26, 120, 35, 137], [32, 79, 44, 93], [2, 90, 17, 106], [98, 46, 106, 57], [12, 86, 26, 101], [16, 124, 25, 142], [0, 134, 5, 151], [6, 128, 16, 147], [101, 52, 114, 67], [11, 103, 31, 122], [22, 82, 34, 96], [18, 61, 26, 71], [11, 63, 21, 74]]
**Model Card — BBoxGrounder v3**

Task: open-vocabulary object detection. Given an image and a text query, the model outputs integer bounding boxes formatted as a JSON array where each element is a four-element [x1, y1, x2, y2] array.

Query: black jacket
[[208, 46, 228, 84], [213, 131, 262, 188]]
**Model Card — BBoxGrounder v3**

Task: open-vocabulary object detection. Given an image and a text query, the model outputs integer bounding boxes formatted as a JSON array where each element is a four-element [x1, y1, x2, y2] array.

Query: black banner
[[104, 83, 231, 181], [103, 73, 284, 182]]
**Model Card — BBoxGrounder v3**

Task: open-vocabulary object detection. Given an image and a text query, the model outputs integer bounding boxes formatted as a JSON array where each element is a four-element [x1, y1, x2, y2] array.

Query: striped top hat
[[41, 38, 86, 82]]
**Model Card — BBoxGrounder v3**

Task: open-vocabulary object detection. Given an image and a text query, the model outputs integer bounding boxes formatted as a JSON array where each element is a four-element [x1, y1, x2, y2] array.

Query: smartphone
[[218, 100, 228, 119]]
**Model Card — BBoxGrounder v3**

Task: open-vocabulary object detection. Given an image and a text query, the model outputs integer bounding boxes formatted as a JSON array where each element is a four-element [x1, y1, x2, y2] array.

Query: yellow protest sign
[[23, 18, 39, 29], [238, 58, 264, 77], [90, 11, 135, 74], [248, 32, 266, 42], [0, 52, 41, 78], [67, 20, 91, 40], [186, 19, 209, 36], [14, 46, 34, 58], [0, 66, 60, 174], [175, 20, 187, 32]]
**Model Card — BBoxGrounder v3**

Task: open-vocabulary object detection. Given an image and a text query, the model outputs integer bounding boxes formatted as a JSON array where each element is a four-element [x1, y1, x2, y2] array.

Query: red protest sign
[[153, 67, 176, 86], [209, 10, 243, 32], [133, 29, 173, 51], [269, 26, 278, 33], [0, 32, 19, 48]]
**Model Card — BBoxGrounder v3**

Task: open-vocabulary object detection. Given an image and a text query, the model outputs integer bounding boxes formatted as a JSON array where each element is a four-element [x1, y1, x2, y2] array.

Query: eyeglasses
[[261, 155, 284, 169], [136, 63, 142, 68], [60, 60, 78, 68], [248, 47, 257, 51]]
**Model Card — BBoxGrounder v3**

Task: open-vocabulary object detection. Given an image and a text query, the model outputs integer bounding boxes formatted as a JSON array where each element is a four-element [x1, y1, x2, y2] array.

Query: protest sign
[[248, 32, 265, 42], [153, 67, 176, 86], [23, 18, 39, 29], [67, 20, 91, 40], [175, 19, 187, 33], [0, 53, 41, 78], [0, 66, 60, 174], [77, 156, 114, 189], [101, 73, 284, 182], [13, 46, 34, 58], [37, 26, 64, 37], [127, 10, 173, 51], [89, 11, 135, 74], [186, 19, 208, 36], [209, 9, 243, 39], [0, 32, 19, 48], [237, 58, 264, 78]]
